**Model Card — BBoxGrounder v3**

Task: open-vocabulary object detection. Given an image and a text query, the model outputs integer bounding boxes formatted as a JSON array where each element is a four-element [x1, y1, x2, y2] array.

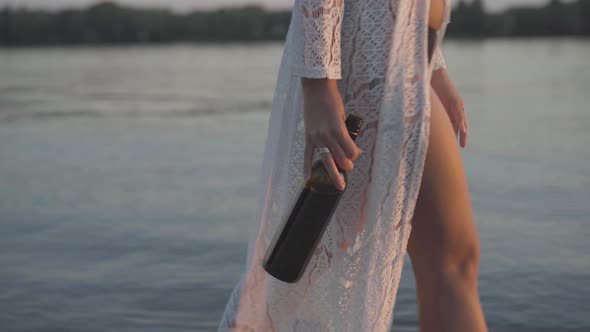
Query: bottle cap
[[345, 114, 364, 139]]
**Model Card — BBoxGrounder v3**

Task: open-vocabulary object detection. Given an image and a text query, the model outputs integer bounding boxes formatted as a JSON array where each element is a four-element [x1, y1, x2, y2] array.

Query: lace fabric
[[432, 45, 447, 70], [218, 1, 450, 331], [291, 0, 345, 79]]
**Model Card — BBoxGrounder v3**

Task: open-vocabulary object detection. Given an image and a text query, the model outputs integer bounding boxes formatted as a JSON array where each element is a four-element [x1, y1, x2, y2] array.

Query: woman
[[218, 0, 487, 331]]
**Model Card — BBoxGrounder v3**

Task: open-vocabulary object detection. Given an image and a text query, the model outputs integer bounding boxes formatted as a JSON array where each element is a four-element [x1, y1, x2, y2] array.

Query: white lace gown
[[218, 0, 450, 331]]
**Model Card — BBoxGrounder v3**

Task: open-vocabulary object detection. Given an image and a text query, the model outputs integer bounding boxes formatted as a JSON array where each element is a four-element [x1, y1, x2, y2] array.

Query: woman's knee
[[409, 213, 481, 286], [438, 230, 481, 285]]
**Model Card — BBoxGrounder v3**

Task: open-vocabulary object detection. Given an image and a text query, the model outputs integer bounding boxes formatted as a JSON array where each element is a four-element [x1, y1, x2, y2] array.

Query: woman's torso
[[337, 0, 449, 104]]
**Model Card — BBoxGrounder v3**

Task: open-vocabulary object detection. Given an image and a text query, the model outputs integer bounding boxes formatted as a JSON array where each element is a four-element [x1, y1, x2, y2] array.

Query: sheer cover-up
[[218, 0, 450, 331]]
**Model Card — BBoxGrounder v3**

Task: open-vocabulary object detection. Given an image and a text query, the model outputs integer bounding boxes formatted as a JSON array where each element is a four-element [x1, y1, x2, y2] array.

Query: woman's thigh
[[407, 87, 480, 272]]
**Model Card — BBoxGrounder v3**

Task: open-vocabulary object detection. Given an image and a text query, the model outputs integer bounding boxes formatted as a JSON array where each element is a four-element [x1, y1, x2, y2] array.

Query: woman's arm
[[431, 58, 469, 148], [292, 0, 362, 188]]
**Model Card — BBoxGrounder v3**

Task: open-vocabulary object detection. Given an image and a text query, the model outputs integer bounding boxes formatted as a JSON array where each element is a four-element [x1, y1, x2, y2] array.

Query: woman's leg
[[406, 88, 487, 332]]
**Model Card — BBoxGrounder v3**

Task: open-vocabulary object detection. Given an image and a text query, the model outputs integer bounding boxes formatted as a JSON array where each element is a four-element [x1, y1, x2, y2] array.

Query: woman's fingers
[[324, 137, 354, 172], [441, 95, 463, 139], [460, 126, 467, 148], [310, 127, 361, 190], [460, 115, 468, 148], [445, 108, 459, 138], [450, 108, 461, 136], [335, 128, 363, 161], [319, 149, 346, 191], [449, 100, 466, 147]]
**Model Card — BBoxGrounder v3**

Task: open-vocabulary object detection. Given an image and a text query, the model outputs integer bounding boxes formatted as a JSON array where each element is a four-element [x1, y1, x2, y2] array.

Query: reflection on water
[[0, 40, 589, 331]]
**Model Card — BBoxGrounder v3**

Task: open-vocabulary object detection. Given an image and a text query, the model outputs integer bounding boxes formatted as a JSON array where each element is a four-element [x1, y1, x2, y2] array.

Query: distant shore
[[1, 0, 589, 47]]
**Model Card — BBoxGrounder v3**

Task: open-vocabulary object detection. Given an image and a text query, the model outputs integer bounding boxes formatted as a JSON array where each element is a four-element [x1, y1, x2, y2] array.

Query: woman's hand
[[431, 68, 468, 148], [301, 78, 363, 190]]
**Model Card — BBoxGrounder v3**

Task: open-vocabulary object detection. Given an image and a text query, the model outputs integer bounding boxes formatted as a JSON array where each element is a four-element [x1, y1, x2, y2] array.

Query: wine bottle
[[262, 114, 364, 283]]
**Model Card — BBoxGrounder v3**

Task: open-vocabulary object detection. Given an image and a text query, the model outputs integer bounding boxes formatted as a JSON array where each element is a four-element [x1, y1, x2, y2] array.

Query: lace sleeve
[[291, 0, 344, 79], [432, 46, 446, 71]]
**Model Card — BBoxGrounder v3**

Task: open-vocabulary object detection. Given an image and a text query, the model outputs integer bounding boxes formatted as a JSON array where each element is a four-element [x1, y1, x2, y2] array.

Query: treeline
[[448, 0, 590, 37], [1, 0, 589, 46], [0, 2, 290, 45]]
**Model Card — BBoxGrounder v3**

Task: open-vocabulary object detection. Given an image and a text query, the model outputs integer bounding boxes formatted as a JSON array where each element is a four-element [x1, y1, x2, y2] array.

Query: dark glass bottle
[[262, 114, 364, 283]]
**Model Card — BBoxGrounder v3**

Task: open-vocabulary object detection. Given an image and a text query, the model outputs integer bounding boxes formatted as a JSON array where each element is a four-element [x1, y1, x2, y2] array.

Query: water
[[0, 40, 588, 331]]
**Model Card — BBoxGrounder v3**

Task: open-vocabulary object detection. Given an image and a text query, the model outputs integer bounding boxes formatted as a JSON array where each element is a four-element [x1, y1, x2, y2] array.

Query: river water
[[0, 40, 588, 331]]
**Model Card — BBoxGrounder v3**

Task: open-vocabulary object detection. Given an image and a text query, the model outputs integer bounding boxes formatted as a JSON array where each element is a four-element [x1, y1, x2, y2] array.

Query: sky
[[0, 0, 561, 12]]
